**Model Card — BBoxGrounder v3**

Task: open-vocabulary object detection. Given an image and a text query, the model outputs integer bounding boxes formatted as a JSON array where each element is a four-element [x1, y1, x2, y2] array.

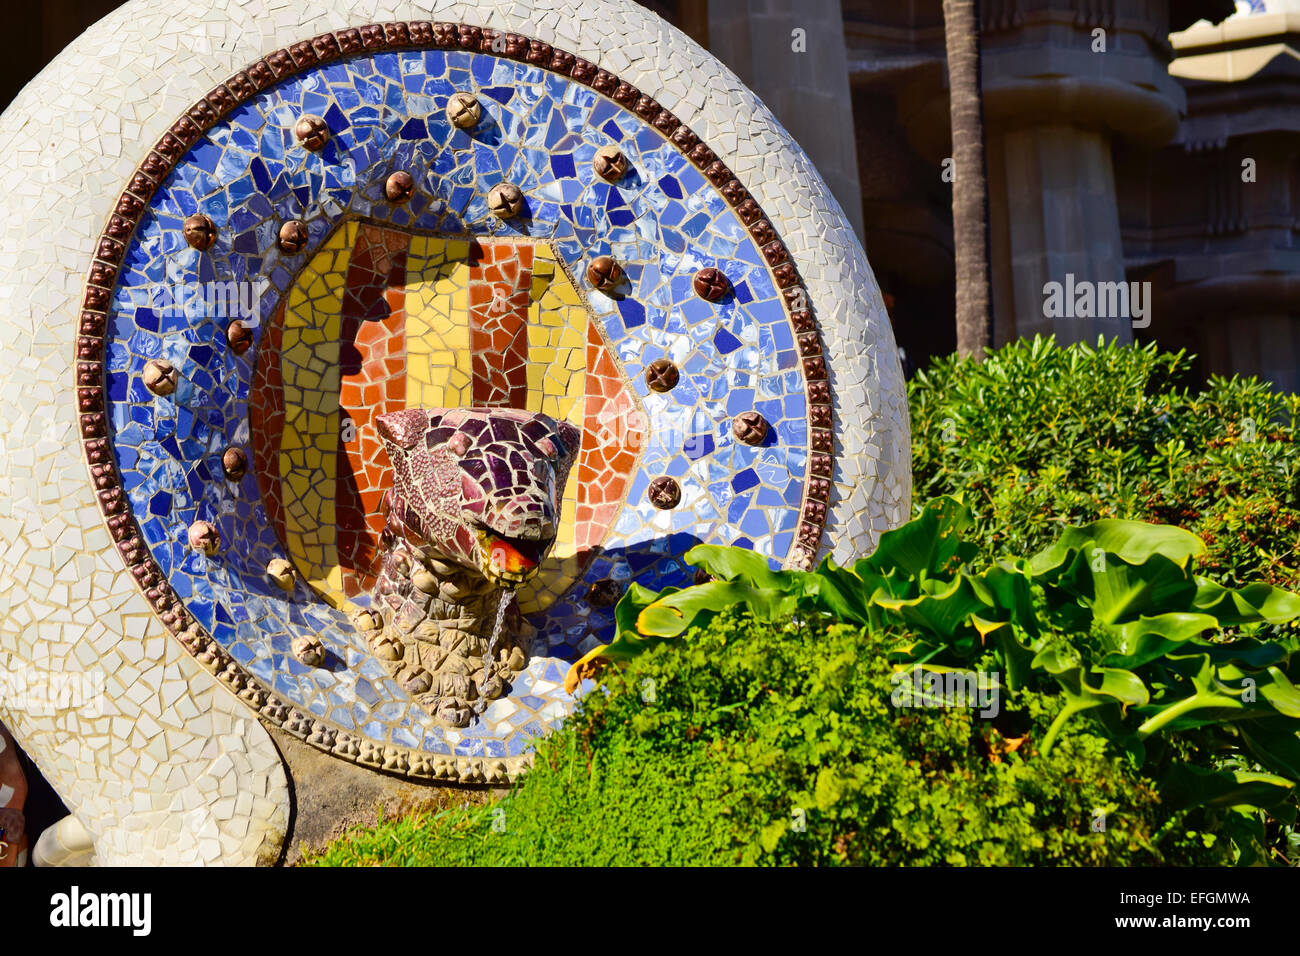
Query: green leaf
[[1259, 666, 1300, 719], [1102, 612, 1218, 667], [870, 573, 994, 643], [1240, 723, 1300, 781], [853, 496, 976, 581], [1193, 580, 1300, 626], [684, 545, 798, 591], [636, 581, 799, 637], [1029, 520, 1204, 578], [1041, 665, 1149, 752], [1158, 764, 1294, 812]]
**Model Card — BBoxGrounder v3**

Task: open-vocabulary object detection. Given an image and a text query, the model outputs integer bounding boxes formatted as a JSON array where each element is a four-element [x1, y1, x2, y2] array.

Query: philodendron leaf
[[1086, 553, 1200, 625], [636, 581, 800, 637], [683, 545, 876, 625], [976, 561, 1040, 633], [1241, 723, 1300, 781], [1038, 544, 1198, 625], [615, 582, 662, 638], [1041, 665, 1149, 753], [1202, 641, 1290, 670], [806, 559, 877, 627], [1029, 520, 1204, 578], [683, 545, 795, 590], [1131, 654, 1290, 736], [853, 495, 976, 581], [1101, 612, 1219, 668], [1193, 579, 1300, 626], [870, 573, 993, 643], [1259, 666, 1300, 719], [1158, 764, 1295, 812]]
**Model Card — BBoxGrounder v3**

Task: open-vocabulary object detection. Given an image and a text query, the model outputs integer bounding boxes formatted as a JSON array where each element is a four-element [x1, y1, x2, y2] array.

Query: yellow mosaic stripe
[[519, 245, 588, 614], [279, 232, 591, 613], [279, 222, 355, 605], [404, 236, 472, 410]]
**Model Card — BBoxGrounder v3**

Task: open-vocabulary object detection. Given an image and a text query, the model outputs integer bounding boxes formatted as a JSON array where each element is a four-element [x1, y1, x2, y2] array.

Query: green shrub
[[310, 340, 1300, 867], [305, 611, 1230, 866], [909, 336, 1300, 590], [594, 497, 1300, 862]]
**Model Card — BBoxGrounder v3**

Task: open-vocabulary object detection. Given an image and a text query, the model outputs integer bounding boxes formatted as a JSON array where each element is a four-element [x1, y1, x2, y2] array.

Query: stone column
[[979, 1, 1189, 345], [707, 0, 866, 239], [1138, 11, 1300, 390], [989, 124, 1129, 342]]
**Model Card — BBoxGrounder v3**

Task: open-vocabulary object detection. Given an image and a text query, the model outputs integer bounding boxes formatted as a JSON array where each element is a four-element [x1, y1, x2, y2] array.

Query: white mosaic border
[[0, 0, 908, 864]]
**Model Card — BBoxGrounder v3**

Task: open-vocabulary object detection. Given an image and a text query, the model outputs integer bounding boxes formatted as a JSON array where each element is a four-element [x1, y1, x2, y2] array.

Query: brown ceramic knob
[[226, 319, 254, 355], [182, 214, 217, 251], [644, 358, 679, 393], [266, 558, 295, 591], [0, 806, 24, 847], [732, 411, 769, 446], [693, 266, 730, 302], [446, 91, 482, 129], [586, 255, 623, 294], [143, 359, 178, 396], [647, 476, 681, 510], [278, 220, 308, 254], [593, 144, 629, 182], [188, 520, 221, 556], [586, 579, 622, 608], [487, 182, 524, 219], [294, 114, 330, 150], [221, 447, 248, 480], [292, 635, 326, 667], [385, 170, 415, 204]]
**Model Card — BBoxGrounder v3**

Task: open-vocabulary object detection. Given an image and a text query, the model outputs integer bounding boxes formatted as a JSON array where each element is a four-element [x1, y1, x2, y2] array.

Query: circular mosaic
[[77, 23, 850, 782]]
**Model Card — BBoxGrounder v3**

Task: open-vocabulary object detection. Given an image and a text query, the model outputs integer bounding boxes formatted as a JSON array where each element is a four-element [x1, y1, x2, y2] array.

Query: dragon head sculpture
[[368, 407, 580, 726], [376, 406, 580, 587]]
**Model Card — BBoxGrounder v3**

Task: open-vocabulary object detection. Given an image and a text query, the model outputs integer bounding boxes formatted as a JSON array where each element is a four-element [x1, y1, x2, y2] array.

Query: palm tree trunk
[[942, 0, 993, 360]]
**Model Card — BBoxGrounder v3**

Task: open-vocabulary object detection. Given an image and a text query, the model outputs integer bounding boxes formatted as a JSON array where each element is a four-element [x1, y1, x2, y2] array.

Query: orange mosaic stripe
[[575, 317, 642, 552], [336, 224, 408, 596]]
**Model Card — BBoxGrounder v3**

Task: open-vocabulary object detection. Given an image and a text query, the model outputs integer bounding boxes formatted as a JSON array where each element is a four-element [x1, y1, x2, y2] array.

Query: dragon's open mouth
[[476, 528, 552, 586]]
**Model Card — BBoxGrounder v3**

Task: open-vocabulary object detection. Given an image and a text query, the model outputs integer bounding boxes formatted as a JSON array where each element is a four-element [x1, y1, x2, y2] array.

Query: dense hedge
[[306, 612, 1230, 866], [910, 337, 1300, 590]]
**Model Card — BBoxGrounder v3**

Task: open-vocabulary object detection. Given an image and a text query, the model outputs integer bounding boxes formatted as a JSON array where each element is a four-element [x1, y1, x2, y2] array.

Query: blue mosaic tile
[[101, 47, 809, 763]]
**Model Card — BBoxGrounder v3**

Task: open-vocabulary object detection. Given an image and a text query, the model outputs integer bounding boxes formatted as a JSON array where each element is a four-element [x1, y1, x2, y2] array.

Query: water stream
[[475, 588, 514, 715]]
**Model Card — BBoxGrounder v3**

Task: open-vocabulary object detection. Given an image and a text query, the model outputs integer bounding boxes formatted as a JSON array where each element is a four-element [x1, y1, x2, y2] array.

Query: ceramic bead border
[[75, 21, 836, 783]]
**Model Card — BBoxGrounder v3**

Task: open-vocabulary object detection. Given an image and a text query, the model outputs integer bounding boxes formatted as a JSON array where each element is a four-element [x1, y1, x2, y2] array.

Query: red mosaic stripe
[[249, 300, 289, 552], [468, 239, 532, 408]]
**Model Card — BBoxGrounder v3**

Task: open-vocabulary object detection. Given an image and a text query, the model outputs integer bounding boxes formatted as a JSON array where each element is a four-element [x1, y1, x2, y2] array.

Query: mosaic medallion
[[77, 23, 839, 782]]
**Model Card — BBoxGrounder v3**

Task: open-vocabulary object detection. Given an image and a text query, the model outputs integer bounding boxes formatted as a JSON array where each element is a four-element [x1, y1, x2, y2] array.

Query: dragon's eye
[[448, 432, 471, 457], [537, 437, 558, 459]]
